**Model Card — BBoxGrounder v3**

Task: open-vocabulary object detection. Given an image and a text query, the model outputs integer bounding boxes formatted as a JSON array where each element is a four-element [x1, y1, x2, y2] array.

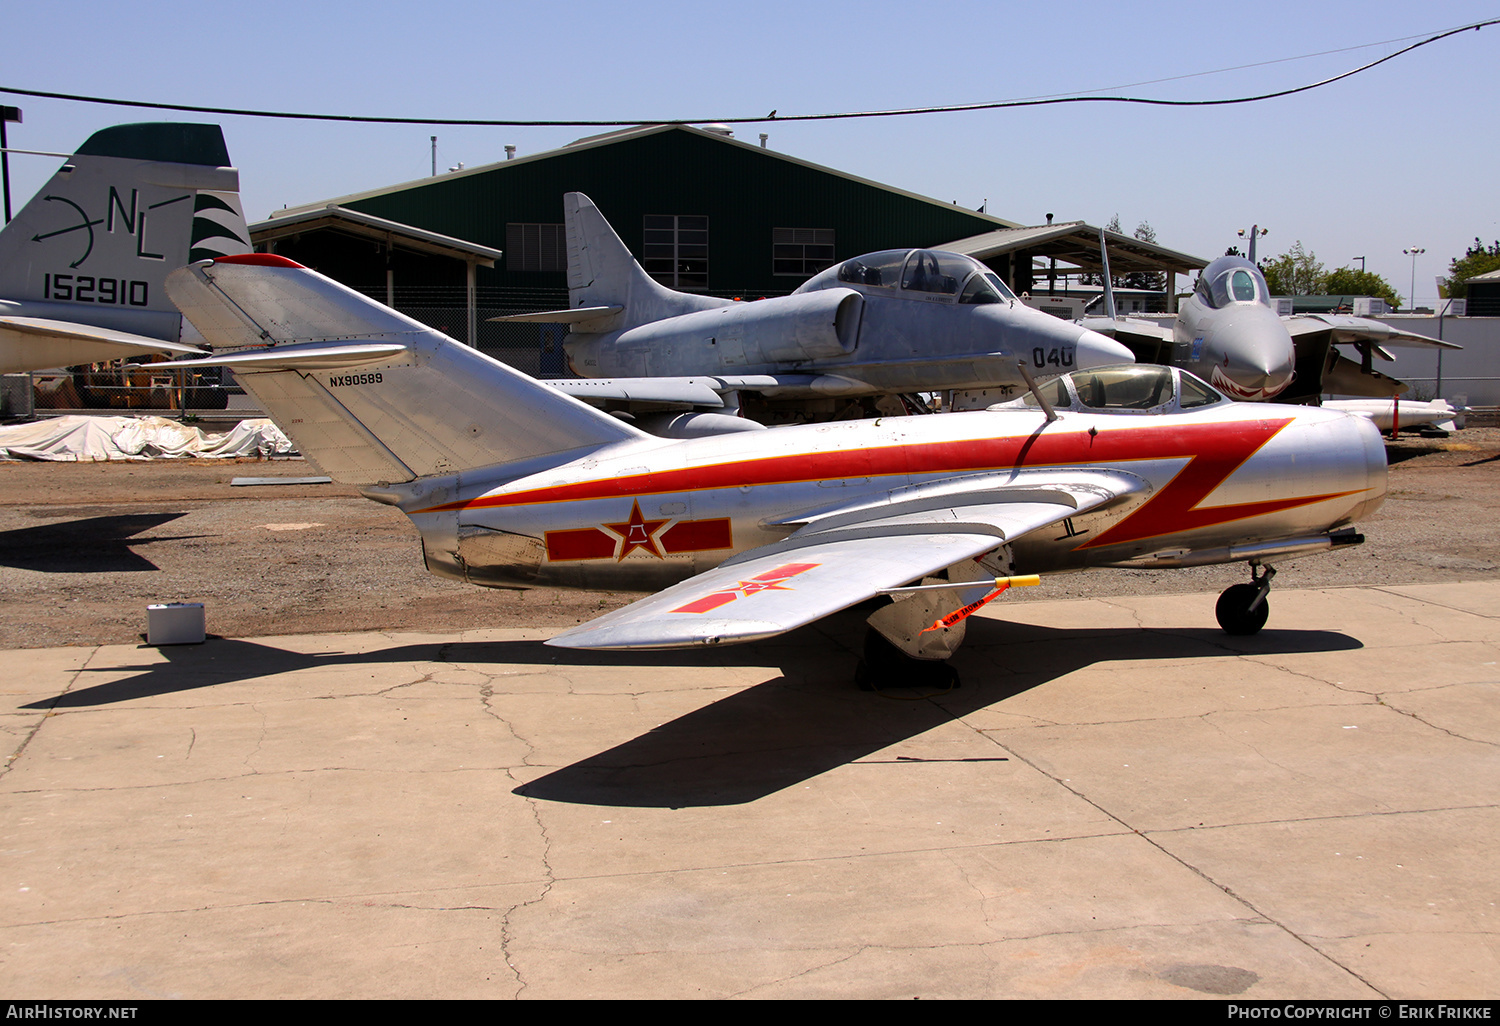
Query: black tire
[[1216, 583, 1270, 635]]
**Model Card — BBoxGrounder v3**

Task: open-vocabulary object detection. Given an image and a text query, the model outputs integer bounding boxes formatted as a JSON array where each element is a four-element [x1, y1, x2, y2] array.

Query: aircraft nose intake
[[1074, 326, 1135, 370], [1218, 348, 1295, 399]]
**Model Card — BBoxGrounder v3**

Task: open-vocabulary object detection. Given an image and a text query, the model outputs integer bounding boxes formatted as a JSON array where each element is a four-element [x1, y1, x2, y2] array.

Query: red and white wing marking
[[546, 476, 1142, 651], [545, 532, 1003, 650]]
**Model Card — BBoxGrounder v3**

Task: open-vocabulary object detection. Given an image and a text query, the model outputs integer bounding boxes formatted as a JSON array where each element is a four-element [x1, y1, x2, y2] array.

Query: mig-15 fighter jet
[[159, 254, 1388, 686], [0, 122, 250, 373], [492, 193, 1132, 430]]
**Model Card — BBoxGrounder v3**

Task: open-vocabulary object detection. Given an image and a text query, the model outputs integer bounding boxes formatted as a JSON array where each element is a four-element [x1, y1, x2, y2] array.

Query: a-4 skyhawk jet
[[159, 255, 1388, 686], [493, 193, 1132, 431], [0, 122, 250, 373]]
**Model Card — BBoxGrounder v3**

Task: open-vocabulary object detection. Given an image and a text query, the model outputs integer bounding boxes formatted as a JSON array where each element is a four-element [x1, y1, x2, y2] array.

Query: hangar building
[[251, 123, 1205, 374]]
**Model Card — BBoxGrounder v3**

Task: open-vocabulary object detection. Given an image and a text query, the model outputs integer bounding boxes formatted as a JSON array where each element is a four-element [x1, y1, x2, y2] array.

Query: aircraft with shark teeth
[[157, 254, 1388, 686], [1083, 245, 1459, 404], [0, 122, 250, 374]]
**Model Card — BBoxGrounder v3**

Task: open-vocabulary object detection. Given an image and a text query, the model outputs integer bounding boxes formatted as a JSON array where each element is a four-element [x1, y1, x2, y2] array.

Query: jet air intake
[[602, 288, 863, 373]]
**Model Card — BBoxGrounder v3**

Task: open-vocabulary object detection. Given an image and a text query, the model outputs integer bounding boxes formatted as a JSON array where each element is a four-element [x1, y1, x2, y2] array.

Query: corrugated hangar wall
[[338, 127, 1009, 296], [261, 126, 1015, 373]]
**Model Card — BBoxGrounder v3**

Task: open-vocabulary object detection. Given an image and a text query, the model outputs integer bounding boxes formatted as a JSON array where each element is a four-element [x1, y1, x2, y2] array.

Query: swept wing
[[1284, 313, 1461, 352], [546, 471, 1143, 650]]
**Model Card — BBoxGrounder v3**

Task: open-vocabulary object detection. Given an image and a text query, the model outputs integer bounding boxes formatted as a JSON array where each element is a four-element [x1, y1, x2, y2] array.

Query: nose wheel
[[1216, 564, 1275, 636]]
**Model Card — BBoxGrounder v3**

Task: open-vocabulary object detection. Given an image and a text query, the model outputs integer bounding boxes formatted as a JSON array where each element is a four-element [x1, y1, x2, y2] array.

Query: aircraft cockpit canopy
[[1196, 257, 1271, 310], [995, 364, 1228, 415], [796, 249, 1016, 305]]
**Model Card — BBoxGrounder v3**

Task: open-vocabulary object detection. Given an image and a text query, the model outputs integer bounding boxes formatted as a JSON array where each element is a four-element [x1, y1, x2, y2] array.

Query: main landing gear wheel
[[1215, 564, 1276, 636], [855, 629, 961, 691]]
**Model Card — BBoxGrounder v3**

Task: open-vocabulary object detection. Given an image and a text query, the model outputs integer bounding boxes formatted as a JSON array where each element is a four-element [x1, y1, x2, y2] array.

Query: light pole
[[1403, 247, 1425, 311], [1238, 225, 1268, 263]]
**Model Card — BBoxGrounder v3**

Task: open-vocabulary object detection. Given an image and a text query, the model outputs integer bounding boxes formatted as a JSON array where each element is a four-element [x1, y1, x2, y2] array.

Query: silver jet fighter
[[0, 122, 251, 372], [1089, 254, 1458, 403], [161, 255, 1387, 686], [497, 193, 1132, 429]]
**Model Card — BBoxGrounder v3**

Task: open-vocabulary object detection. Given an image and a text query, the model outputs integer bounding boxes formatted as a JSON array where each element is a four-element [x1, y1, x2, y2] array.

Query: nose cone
[[1074, 325, 1135, 370], [1008, 306, 1134, 370], [1204, 309, 1297, 401]]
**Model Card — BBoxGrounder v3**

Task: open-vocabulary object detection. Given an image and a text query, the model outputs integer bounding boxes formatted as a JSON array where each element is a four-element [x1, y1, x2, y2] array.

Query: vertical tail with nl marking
[[0, 122, 250, 371]]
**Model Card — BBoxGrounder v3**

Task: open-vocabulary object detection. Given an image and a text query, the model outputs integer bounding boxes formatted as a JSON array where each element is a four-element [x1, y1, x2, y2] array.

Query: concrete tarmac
[[3, 582, 1498, 1000]]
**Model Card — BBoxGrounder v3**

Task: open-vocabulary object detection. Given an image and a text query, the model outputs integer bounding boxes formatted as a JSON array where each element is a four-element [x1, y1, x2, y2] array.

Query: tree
[[1085, 215, 1165, 292], [1323, 266, 1401, 310], [1123, 221, 1165, 291], [1440, 238, 1500, 298], [1259, 241, 1325, 296], [1080, 215, 1123, 287]]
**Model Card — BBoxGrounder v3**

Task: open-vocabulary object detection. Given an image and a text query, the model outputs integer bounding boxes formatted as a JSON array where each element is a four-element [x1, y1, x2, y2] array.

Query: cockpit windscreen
[[797, 249, 1016, 304]]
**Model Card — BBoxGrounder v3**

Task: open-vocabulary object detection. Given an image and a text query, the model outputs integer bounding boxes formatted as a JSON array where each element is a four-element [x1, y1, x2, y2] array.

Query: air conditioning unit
[[1353, 297, 1390, 316]]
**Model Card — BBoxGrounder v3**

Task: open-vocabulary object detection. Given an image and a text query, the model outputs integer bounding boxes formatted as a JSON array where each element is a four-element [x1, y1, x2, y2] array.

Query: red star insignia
[[733, 578, 795, 596], [603, 500, 669, 560]]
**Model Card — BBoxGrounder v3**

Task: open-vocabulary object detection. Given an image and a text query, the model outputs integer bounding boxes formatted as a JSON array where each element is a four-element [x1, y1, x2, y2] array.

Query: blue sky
[[4, 0, 1496, 307]]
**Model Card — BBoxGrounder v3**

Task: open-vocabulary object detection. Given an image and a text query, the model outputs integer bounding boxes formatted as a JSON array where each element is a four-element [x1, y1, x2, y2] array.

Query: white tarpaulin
[[0, 415, 296, 461]]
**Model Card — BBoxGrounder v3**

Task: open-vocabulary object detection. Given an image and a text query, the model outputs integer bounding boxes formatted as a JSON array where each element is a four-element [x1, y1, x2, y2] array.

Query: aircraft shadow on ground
[[24, 612, 1362, 808], [0, 513, 196, 573]]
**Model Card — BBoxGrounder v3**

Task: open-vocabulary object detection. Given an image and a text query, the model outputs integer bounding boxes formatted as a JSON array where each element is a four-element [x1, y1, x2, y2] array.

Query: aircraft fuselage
[[397, 398, 1386, 593]]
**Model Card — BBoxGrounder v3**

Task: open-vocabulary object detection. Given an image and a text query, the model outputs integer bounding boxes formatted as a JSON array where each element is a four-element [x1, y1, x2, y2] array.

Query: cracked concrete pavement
[[3, 581, 1497, 998]]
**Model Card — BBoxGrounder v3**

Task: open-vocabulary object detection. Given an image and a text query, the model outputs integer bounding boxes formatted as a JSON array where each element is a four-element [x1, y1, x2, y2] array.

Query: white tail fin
[[163, 255, 643, 486], [564, 192, 729, 332], [0, 123, 250, 370], [1098, 227, 1117, 321]]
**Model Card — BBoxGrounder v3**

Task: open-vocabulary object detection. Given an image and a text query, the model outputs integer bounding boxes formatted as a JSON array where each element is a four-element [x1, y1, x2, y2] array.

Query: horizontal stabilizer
[[153, 340, 409, 371], [488, 306, 623, 324], [0, 317, 205, 374]]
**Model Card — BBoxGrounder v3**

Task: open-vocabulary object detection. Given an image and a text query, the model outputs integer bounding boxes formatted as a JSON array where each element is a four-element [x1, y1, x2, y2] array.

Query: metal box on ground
[[147, 603, 205, 645]]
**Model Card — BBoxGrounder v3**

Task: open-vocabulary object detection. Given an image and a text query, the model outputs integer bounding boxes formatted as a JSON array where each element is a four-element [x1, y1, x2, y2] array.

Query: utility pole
[[1, 106, 21, 224]]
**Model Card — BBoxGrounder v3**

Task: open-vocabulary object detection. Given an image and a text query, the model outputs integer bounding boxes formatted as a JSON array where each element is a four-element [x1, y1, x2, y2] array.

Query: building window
[[643, 214, 708, 290], [506, 223, 567, 272], [773, 228, 836, 277]]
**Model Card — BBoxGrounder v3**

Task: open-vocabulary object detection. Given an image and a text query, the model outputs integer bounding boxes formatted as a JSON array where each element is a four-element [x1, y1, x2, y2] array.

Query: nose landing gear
[[1216, 564, 1276, 635]]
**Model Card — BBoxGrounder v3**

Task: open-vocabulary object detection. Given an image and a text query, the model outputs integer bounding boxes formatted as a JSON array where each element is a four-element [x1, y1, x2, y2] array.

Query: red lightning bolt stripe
[[422, 417, 1366, 551]]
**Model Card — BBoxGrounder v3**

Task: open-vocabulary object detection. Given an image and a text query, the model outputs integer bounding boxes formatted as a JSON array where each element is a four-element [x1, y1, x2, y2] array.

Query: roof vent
[[700, 124, 734, 138]]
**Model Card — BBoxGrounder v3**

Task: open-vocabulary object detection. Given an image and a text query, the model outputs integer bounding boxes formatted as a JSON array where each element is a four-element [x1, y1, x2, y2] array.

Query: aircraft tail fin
[[162, 255, 644, 486], [0, 122, 250, 355], [564, 192, 730, 332], [1098, 227, 1118, 321]]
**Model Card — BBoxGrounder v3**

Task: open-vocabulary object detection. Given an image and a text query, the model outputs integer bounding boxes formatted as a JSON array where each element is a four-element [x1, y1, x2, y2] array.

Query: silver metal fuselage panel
[[408, 402, 1387, 591]]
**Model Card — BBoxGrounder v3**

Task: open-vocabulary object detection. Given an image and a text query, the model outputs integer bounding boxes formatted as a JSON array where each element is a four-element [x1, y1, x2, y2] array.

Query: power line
[[0, 19, 1492, 129]]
